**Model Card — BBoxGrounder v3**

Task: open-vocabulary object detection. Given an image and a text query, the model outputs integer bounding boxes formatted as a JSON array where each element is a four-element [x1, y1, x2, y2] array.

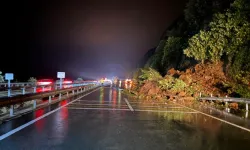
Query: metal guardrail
[[0, 81, 97, 88], [199, 97, 250, 111], [0, 82, 98, 97], [0, 84, 98, 107], [0, 83, 101, 118], [0, 82, 34, 88], [200, 97, 250, 103]]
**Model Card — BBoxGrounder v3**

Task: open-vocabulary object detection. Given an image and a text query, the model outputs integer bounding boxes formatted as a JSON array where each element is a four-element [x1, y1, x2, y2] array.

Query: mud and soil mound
[[168, 62, 228, 97]]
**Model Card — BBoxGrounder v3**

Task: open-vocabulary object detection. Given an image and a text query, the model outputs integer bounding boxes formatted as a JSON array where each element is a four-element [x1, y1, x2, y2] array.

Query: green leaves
[[28, 77, 37, 83], [158, 75, 187, 93], [184, 0, 250, 64], [139, 68, 163, 82], [184, 31, 210, 63], [161, 37, 184, 68], [139, 69, 188, 93]]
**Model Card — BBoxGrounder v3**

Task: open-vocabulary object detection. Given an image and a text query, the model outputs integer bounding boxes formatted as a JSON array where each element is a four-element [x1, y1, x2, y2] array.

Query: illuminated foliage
[[28, 77, 37, 83], [76, 77, 83, 81], [139, 68, 162, 81], [158, 76, 187, 93], [184, 0, 250, 64]]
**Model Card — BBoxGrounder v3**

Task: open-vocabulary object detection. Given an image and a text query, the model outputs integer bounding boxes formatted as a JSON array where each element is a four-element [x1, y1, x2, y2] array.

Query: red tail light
[[37, 79, 53, 85]]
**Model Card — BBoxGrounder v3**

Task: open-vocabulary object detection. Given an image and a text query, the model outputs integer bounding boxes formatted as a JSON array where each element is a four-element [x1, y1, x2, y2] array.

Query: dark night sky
[[2, 0, 187, 81]]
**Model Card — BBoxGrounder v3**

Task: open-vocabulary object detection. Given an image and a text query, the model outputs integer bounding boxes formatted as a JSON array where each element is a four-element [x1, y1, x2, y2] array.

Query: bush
[[158, 77, 175, 90], [139, 68, 163, 81], [28, 77, 37, 83], [230, 84, 250, 98], [158, 75, 187, 93], [171, 79, 187, 92]]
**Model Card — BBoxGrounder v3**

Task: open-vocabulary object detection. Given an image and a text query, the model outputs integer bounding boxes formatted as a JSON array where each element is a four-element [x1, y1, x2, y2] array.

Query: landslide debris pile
[[133, 62, 237, 102]]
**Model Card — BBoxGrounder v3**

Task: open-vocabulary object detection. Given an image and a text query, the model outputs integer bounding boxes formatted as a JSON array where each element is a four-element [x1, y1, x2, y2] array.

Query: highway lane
[[0, 87, 250, 149]]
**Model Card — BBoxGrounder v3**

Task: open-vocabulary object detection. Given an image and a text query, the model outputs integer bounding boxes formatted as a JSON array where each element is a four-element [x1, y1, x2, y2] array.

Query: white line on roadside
[[75, 99, 105, 102], [67, 107, 131, 111], [0, 87, 100, 141], [134, 109, 198, 113], [176, 103, 250, 133], [124, 98, 134, 112], [69, 103, 128, 107], [130, 106, 184, 109]]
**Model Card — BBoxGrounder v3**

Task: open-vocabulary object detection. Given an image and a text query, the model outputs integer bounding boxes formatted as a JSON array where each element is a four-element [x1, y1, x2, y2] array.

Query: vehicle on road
[[36, 79, 54, 92], [61, 79, 73, 88]]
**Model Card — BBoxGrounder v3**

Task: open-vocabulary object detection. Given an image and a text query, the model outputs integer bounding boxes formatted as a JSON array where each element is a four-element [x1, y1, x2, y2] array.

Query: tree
[[184, 0, 250, 64], [0, 71, 4, 82], [145, 40, 166, 74], [184, 31, 210, 63], [184, 0, 211, 32], [184, 0, 234, 34], [76, 77, 83, 81], [161, 37, 185, 72], [28, 77, 37, 83]]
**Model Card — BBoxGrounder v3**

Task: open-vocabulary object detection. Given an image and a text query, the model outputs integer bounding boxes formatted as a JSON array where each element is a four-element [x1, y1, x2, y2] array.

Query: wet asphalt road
[[0, 87, 250, 150]]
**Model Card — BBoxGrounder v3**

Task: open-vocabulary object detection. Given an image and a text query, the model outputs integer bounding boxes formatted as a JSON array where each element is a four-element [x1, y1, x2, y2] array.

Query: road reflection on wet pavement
[[0, 87, 249, 150]]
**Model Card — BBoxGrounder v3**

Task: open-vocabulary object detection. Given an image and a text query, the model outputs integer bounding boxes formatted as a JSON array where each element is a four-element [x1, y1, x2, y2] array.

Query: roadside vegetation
[[28, 77, 37, 83]]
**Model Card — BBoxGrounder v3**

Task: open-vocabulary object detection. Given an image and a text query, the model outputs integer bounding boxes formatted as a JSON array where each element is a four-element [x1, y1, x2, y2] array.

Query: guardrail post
[[199, 92, 201, 97], [49, 96, 52, 103], [10, 105, 14, 116], [33, 100, 36, 109], [8, 88, 11, 97], [72, 90, 74, 95], [67, 92, 69, 97], [59, 93, 62, 99], [42, 86, 45, 92], [22, 87, 25, 95], [246, 103, 249, 112], [81, 88, 83, 93], [33, 87, 36, 93]]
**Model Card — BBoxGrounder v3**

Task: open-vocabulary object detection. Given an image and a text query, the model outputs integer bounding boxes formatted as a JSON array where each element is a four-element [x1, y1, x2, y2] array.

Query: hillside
[[130, 0, 250, 102]]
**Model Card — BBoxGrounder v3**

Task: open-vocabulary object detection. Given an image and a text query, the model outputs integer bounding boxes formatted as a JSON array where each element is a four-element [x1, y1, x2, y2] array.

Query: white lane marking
[[130, 105, 184, 109], [75, 99, 124, 102], [75, 99, 105, 101], [176, 103, 250, 132], [124, 98, 134, 112], [127, 102, 179, 106], [67, 107, 130, 111], [69, 103, 128, 107], [0, 87, 100, 141], [134, 109, 198, 113]]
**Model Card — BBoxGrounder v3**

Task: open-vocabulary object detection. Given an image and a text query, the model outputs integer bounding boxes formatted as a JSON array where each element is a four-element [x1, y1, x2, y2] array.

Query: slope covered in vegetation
[[132, 0, 250, 100]]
